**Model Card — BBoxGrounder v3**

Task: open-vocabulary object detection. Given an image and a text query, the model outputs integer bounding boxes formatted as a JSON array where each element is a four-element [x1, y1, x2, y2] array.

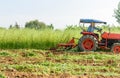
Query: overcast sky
[[0, 0, 119, 29]]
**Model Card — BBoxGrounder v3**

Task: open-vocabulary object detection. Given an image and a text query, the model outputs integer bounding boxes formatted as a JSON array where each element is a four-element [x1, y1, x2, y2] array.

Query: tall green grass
[[0, 26, 120, 49], [0, 28, 81, 49]]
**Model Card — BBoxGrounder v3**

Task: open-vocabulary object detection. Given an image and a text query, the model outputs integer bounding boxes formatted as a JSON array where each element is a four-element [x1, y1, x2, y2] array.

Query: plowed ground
[[0, 49, 120, 78]]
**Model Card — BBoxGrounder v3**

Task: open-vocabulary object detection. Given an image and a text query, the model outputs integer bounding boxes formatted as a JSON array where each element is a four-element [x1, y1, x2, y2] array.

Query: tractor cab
[[79, 19, 106, 37]]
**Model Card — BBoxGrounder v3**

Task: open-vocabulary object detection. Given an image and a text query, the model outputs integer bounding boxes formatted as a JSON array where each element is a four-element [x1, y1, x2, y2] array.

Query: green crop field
[[0, 26, 119, 49], [0, 28, 80, 49]]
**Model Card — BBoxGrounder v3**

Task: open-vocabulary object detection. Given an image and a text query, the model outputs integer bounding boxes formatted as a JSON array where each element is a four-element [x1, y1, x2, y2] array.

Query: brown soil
[[4, 71, 120, 78], [0, 50, 119, 78]]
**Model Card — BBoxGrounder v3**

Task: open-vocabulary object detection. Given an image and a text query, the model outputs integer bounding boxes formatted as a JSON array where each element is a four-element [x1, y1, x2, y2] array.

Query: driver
[[87, 22, 102, 32]]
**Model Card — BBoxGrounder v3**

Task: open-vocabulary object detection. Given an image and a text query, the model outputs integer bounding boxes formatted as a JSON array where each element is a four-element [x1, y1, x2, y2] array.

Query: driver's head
[[91, 22, 95, 27]]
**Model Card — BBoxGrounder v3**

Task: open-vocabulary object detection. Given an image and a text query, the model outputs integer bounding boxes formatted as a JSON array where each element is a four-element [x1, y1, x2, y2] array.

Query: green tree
[[47, 24, 54, 29], [25, 20, 46, 29], [14, 22, 20, 29], [9, 22, 20, 29], [9, 25, 13, 29], [114, 2, 120, 24]]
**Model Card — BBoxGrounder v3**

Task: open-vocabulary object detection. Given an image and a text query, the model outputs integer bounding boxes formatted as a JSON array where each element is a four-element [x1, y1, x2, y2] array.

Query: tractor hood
[[80, 19, 107, 24], [102, 32, 120, 40]]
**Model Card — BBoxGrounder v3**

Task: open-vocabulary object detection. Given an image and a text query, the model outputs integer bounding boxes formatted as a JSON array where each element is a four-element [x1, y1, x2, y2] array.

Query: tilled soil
[[4, 71, 120, 78], [0, 50, 120, 78]]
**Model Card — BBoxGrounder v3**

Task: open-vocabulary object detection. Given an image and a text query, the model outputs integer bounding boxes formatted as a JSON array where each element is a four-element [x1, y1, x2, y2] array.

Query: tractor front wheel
[[111, 43, 120, 54], [78, 35, 98, 51]]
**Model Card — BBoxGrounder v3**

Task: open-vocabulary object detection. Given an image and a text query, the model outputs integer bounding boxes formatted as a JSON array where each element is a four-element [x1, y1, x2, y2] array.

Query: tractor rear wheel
[[78, 35, 98, 51], [111, 43, 120, 54]]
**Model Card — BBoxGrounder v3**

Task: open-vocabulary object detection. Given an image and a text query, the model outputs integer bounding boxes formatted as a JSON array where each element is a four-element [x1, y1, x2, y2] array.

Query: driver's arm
[[94, 27, 101, 31]]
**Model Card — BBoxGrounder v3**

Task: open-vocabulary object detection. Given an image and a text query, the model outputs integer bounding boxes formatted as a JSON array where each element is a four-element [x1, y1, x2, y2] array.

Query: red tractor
[[78, 19, 120, 53], [57, 19, 120, 53]]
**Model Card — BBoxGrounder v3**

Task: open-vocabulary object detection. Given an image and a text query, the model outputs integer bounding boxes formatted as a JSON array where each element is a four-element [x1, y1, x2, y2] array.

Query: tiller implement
[[57, 37, 78, 50]]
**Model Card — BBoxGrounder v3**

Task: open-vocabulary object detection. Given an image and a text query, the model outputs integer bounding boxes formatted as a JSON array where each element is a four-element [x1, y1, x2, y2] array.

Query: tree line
[[114, 1, 120, 24], [9, 20, 54, 30]]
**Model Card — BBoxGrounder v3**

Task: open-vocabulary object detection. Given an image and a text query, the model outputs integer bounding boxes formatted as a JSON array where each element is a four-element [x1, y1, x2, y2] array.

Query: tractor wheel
[[111, 43, 120, 54], [78, 35, 98, 51]]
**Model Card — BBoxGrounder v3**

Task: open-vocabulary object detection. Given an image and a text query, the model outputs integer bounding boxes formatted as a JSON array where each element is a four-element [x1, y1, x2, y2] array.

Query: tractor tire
[[78, 35, 98, 51], [111, 43, 120, 54]]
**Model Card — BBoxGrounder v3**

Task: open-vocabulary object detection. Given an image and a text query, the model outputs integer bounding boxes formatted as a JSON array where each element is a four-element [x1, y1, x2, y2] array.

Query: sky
[[0, 0, 119, 29]]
